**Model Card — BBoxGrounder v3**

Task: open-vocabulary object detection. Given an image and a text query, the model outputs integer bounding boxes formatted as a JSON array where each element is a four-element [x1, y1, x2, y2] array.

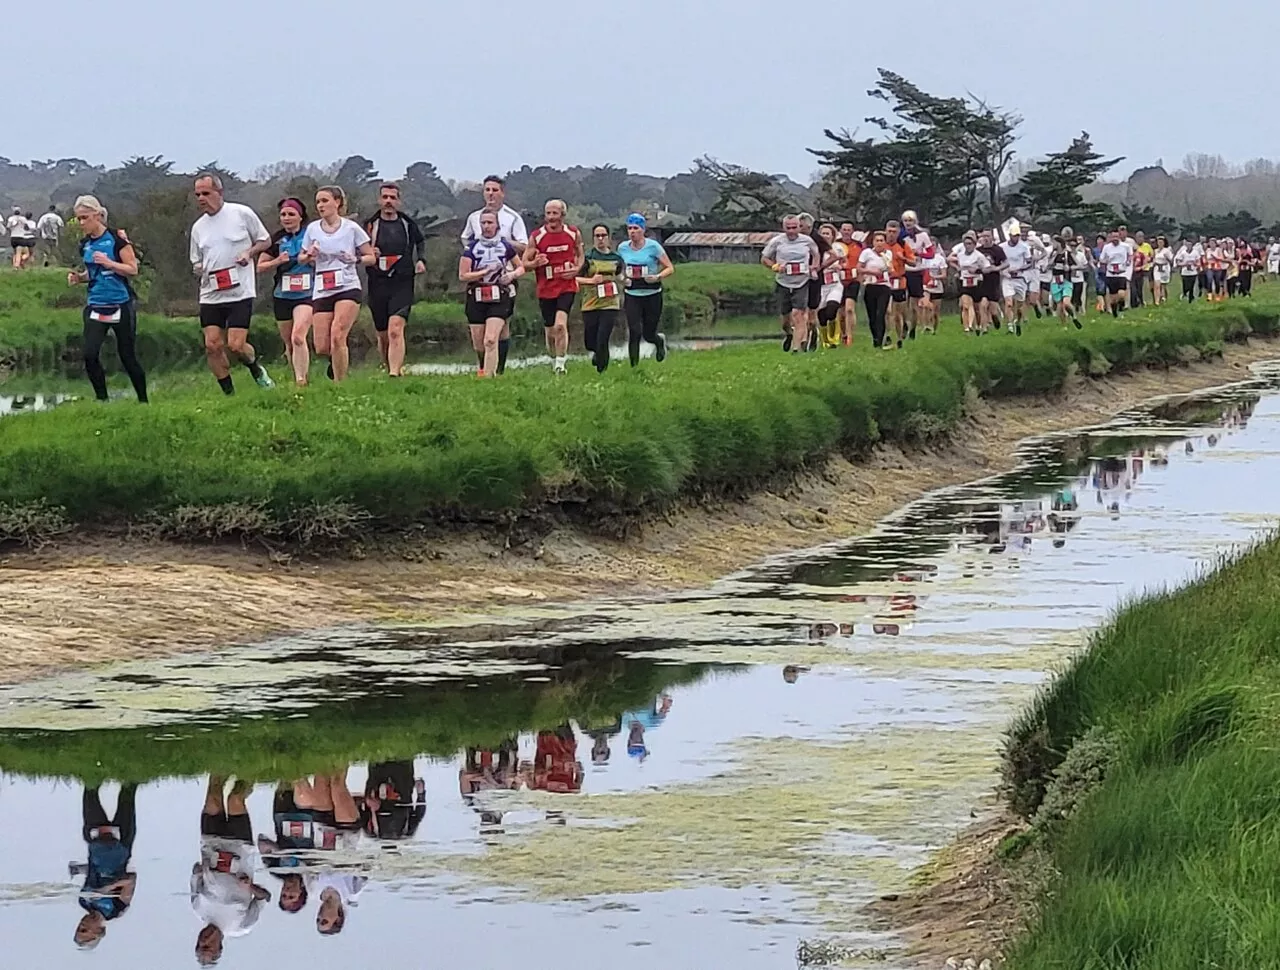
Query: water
[[2, 366, 1279, 969]]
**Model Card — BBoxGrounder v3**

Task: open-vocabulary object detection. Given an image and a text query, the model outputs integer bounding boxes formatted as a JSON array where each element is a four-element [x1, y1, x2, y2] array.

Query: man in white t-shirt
[[189, 173, 274, 394], [1099, 229, 1133, 317], [192, 777, 271, 966], [999, 223, 1033, 335], [7, 206, 34, 269], [1266, 237, 1280, 277], [34, 205, 64, 266], [461, 175, 529, 252]]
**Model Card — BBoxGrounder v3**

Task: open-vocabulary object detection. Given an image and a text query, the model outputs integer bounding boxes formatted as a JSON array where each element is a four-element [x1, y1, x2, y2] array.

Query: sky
[[5, 0, 1280, 185]]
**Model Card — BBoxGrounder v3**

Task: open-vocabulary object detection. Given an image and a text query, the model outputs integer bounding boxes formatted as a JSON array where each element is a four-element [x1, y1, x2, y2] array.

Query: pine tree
[[1011, 133, 1123, 234]]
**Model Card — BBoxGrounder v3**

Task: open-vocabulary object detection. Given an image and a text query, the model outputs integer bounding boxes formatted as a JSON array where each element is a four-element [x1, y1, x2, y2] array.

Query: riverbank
[[3, 333, 1278, 684]]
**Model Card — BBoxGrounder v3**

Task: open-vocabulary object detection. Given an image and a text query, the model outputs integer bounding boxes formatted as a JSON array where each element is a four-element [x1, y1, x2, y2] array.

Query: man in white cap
[[999, 222, 1032, 336]]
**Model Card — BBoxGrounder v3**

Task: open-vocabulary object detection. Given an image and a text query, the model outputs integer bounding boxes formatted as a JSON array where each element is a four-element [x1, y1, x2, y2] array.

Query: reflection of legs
[[115, 783, 139, 849], [204, 775, 226, 818], [327, 771, 359, 826], [82, 786, 110, 839]]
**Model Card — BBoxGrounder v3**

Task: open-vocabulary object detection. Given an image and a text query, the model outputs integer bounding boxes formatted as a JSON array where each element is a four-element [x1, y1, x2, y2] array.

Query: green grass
[[1001, 535, 1280, 969], [2, 278, 1278, 542]]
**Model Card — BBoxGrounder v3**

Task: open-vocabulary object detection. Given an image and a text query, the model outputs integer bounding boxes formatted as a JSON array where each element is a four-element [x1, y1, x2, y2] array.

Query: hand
[[533, 253, 549, 268], [415, 260, 426, 275], [338, 250, 357, 265], [67, 271, 79, 286], [192, 263, 204, 277], [499, 272, 514, 286], [235, 250, 251, 267], [643, 274, 660, 284], [589, 274, 604, 285], [771, 263, 782, 273]]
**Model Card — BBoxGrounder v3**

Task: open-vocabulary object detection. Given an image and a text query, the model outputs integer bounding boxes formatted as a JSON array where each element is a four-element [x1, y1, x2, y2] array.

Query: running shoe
[[254, 365, 275, 389], [554, 359, 566, 375], [782, 334, 793, 352], [326, 361, 335, 380], [655, 334, 668, 362], [1015, 322, 1023, 336], [1074, 319, 1083, 330]]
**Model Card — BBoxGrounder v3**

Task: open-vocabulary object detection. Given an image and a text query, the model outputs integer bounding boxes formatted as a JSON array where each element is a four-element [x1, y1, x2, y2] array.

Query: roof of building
[[664, 231, 781, 247]]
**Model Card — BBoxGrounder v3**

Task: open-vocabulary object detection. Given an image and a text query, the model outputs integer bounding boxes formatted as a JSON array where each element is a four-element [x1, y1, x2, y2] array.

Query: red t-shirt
[[530, 224, 581, 299]]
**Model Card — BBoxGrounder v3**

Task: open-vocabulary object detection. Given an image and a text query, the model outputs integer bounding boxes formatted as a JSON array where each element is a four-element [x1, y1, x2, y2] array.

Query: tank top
[[530, 224, 581, 299]]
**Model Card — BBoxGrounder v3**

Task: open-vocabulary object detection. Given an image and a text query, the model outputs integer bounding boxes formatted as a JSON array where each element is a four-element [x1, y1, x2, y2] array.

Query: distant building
[[663, 231, 780, 264]]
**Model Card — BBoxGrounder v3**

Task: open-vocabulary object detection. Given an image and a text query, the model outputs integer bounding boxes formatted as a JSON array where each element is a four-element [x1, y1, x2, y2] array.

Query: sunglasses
[[593, 231, 609, 237]]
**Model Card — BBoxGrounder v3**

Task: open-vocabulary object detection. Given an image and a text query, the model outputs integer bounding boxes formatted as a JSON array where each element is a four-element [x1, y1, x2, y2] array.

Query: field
[[1000, 533, 1280, 969], [2, 268, 1278, 545]]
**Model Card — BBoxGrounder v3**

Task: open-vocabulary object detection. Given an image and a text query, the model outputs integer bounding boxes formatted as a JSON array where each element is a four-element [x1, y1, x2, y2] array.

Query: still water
[[2, 366, 1279, 969]]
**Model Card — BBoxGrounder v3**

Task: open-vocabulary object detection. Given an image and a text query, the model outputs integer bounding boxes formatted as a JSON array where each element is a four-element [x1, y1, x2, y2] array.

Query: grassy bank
[[1000, 535, 1280, 968], [1, 289, 1278, 545]]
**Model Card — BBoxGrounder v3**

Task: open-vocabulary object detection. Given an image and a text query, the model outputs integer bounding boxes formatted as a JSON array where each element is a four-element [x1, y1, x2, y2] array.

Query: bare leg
[[202, 327, 231, 380], [290, 305, 313, 384], [482, 317, 504, 376], [330, 301, 360, 381], [386, 316, 407, 377]]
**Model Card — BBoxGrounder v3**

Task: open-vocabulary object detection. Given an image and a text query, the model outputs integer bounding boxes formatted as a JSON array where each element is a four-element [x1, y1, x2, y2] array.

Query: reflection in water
[[0, 392, 74, 416], [2, 372, 1280, 967]]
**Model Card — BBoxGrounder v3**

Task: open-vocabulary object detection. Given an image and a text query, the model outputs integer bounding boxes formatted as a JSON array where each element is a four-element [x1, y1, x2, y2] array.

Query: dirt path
[[3, 341, 1275, 684]]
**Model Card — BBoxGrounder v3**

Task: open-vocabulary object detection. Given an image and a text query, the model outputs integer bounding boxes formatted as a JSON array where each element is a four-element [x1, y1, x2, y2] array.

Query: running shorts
[[200, 812, 254, 843], [199, 298, 254, 330], [843, 281, 861, 302], [273, 296, 310, 322], [775, 283, 808, 314], [466, 289, 515, 324], [368, 275, 415, 332], [538, 292, 575, 326], [1153, 267, 1172, 285], [1001, 277, 1028, 301], [312, 288, 363, 314], [905, 273, 925, 298], [1049, 281, 1072, 303], [1105, 277, 1128, 295], [806, 277, 823, 310]]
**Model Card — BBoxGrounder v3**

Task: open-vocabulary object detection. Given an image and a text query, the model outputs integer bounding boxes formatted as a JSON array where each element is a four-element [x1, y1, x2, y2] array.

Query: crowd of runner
[[50, 175, 1280, 401], [763, 211, 1279, 352]]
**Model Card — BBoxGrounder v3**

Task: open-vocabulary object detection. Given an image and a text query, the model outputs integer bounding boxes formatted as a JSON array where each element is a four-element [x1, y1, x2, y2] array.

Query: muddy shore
[[3, 339, 1276, 685]]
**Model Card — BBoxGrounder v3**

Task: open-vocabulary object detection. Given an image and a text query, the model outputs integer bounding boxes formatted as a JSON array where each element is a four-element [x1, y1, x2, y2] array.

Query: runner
[[1175, 236, 1201, 303], [192, 777, 271, 966], [1267, 236, 1280, 278], [67, 195, 148, 403], [35, 204, 63, 266], [1092, 234, 1108, 313], [1118, 225, 1137, 303], [617, 213, 673, 365], [523, 199, 582, 374], [1238, 238, 1256, 297], [948, 231, 992, 334], [1131, 230, 1152, 308], [857, 231, 894, 348], [362, 762, 426, 841], [1071, 237, 1090, 313], [1099, 228, 1133, 317], [7, 206, 33, 269], [899, 210, 935, 335], [300, 185, 375, 382], [837, 223, 862, 344], [1048, 235, 1082, 329], [884, 220, 916, 346], [1000, 222, 1032, 335], [459, 210, 523, 377], [977, 229, 1008, 329], [1024, 230, 1048, 319], [920, 251, 946, 333], [462, 176, 528, 375], [576, 224, 625, 373], [762, 215, 820, 353], [1223, 237, 1240, 297], [816, 223, 843, 348], [258, 198, 313, 386], [189, 173, 274, 395], [364, 182, 426, 378], [798, 213, 826, 350], [1151, 235, 1173, 306]]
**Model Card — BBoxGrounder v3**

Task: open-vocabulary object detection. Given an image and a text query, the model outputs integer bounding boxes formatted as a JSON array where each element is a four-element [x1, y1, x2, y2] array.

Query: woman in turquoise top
[[258, 198, 315, 386], [616, 213, 674, 366], [67, 195, 147, 403]]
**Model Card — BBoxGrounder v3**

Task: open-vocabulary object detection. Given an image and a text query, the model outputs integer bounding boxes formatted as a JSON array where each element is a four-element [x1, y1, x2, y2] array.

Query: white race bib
[[783, 261, 806, 276], [823, 270, 839, 285], [88, 308, 122, 323], [626, 264, 648, 280], [316, 269, 345, 293], [377, 255, 401, 273], [597, 281, 619, 299], [475, 284, 502, 303], [281, 272, 311, 293], [209, 267, 238, 292]]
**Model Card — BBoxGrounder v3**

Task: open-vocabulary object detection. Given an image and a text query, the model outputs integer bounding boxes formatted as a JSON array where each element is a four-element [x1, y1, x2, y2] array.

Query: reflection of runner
[[192, 777, 270, 966], [459, 740, 521, 828], [72, 784, 139, 950], [526, 725, 583, 794], [363, 761, 426, 841]]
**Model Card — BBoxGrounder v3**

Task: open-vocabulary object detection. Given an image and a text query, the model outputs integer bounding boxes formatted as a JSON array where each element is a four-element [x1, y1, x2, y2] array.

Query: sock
[[218, 375, 235, 395], [244, 356, 263, 380], [497, 339, 510, 375], [1111, 304, 1119, 318], [1033, 306, 1042, 318]]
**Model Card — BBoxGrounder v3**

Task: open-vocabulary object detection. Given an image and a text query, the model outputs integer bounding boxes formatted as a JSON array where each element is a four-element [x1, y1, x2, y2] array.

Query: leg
[[626, 297, 644, 366], [312, 312, 333, 359], [552, 311, 569, 358], [278, 319, 293, 359], [82, 786, 111, 838], [327, 770, 360, 827], [329, 300, 360, 381], [594, 309, 617, 371], [224, 329, 259, 371], [81, 309, 110, 401], [112, 304, 148, 403], [386, 316, 407, 376], [290, 304, 313, 385], [469, 324, 486, 372], [482, 317, 504, 376], [203, 775, 227, 818], [202, 325, 232, 381], [582, 309, 599, 357], [641, 292, 665, 360], [376, 331, 390, 370], [115, 783, 139, 849], [790, 306, 809, 352]]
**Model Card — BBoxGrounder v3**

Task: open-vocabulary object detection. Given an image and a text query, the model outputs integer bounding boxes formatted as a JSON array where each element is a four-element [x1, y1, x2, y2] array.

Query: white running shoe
[[254, 365, 275, 389]]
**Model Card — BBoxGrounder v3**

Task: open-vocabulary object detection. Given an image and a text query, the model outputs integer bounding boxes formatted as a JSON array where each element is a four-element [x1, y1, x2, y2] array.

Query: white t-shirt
[[302, 218, 371, 296], [1100, 242, 1133, 278], [1071, 249, 1089, 283], [902, 228, 933, 271], [955, 248, 991, 287], [36, 212, 63, 239], [1175, 246, 1200, 275], [7, 214, 33, 239], [1268, 243, 1280, 263], [1001, 240, 1032, 275], [461, 205, 528, 248], [857, 247, 892, 284], [189, 202, 270, 304], [190, 839, 262, 937]]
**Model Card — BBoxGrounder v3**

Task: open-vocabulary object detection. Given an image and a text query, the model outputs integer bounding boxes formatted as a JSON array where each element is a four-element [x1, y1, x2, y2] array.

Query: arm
[[240, 210, 273, 264], [257, 243, 289, 273], [760, 239, 779, 271], [559, 229, 586, 278], [651, 245, 675, 282], [189, 228, 203, 275], [510, 214, 529, 255], [410, 218, 427, 273], [458, 255, 488, 283], [355, 241, 376, 267], [91, 242, 139, 277]]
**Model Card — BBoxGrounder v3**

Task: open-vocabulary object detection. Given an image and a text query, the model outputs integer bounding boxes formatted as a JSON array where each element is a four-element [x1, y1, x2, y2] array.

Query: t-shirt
[[462, 204, 529, 247], [306, 872, 368, 903], [1049, 250, 1073, 282], [1175, 246, 1200, 275], [529, 224, 581, 299], [616, 237, 666, 298], [857, 247, 893, 285], [79, 837, 131, 920], [1118, 238, 1136, 279], [1100, 242, 1133, 278], [763, 234, 819, 289], [1001, 240, 1032, 275], [955, 248, 991, 287], [579, 248, 625, 311], [80, 229, 133, 307], [268, 230, 312, 300], [191, 839, 262, 937], [302, 217, 371, 297], [7, 214, 33, 239], [36, 212, 63, 239], [365, 214, 424, 280], [979, 244, 1007, 277], [189, 202, 270, 304], [462, 235, 519, 297], [1134, 242, 1154, 271], [1071, 248, 1089, 283], [900, 227, 934, 269]]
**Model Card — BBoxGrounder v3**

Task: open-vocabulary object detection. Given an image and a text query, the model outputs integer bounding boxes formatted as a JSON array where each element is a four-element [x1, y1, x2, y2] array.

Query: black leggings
[[582, 308, 619, 372], [1240, 269, 1253, 296], [1184, 275, 1198, 302], [1072, 281, 1085, 311], [83, 303, 147, 402], [863, 284, 890, 347], [624, 293, 663, 366]]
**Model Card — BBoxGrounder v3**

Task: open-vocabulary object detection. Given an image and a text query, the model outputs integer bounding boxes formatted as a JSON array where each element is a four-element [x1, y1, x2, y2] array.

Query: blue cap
[[626, 213, 647, 229]]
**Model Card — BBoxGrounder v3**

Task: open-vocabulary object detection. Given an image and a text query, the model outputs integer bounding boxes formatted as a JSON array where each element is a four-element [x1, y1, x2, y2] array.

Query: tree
[[1009, 132, 1123, 233], [399, 161, 456, 213], [1120, 205, 1180, 239], [687, 156, 795, 229], [92, 156, 183, 213], [1176, 153, 1236, 180], [577, 165, 636, 216], [1185, 210, 1262, 240]]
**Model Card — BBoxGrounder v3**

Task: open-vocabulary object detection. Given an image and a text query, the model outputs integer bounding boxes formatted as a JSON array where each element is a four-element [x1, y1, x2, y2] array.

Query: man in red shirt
[[524, 199, 584, 374]]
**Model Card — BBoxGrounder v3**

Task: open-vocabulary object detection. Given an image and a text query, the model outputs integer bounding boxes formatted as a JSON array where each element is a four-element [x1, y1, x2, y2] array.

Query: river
[[2, 364, 1279, 969]]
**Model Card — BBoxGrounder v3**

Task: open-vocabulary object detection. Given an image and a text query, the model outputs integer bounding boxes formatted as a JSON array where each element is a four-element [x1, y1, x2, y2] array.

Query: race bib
[[823, 270, 840, 285], [597, 281, 619, 299], [627, 264, 648, 280], [88, 308, 121, 323], [783, 262, 805, 276], [839, 268, 855, 283], [317, 269, 343, 292], [88, 826, 122, 840], [1109, 263, 1124, 275], [281, 272, 311, 293], [889, 276, 905, 291], [879, 272, 892, 286], [212, 851, 236, 874], [543, 264, 557, 280], [961, 273, 980, 287], [377, 254, 401, 273], [475, 284, 502, 303], [210, 267, 238, 291], [282, 820, 313, 841]]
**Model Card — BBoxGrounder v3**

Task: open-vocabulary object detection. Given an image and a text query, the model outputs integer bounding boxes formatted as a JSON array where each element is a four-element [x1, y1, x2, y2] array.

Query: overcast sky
[[5, 0, 1278, 184]]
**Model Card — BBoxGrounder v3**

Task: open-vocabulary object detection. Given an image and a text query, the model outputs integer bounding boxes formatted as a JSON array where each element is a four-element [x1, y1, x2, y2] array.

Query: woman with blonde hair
[[66, 195, 148, 402], [300, 186, 375, 381]]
